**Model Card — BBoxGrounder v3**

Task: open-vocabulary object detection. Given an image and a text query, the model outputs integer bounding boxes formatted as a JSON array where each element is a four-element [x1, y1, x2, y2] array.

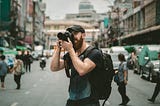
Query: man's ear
[[82, 33, 86, 39]]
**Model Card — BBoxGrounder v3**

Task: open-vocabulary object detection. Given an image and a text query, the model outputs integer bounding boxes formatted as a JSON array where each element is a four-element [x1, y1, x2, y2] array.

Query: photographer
[[50, 25, 102, 106]]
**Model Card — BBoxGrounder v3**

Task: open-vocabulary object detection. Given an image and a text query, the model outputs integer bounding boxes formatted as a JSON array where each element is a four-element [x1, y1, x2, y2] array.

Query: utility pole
[[117, 7, 121, 46], [0, 0, 1, 31], [32, 1, 36, 51]]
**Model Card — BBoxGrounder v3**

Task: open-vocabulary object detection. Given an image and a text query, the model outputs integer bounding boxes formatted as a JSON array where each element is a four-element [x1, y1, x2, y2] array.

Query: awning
[[0, 47, 17, 55], [124, 46, 135, 53], [16, 46, 27, 51], [4, 50, 18, 55]]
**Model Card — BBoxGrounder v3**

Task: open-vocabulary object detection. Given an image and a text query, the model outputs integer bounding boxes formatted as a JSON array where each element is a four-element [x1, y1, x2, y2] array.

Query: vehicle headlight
[[153, 62, 159, 69]]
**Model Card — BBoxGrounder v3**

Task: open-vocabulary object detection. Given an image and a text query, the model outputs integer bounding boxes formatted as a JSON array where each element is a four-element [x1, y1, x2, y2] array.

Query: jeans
[[118, 81, 130, 103], [25, 63, 31, 72], [0, 75, 6, 82], [66, 97, 100, 106], [151, 79, 160, 101], [14, 74, 21, 89]]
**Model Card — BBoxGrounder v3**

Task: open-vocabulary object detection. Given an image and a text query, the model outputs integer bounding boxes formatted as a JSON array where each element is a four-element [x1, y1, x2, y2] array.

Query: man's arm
[[124, 70, 128, 85], [67, 48, 96, 76], [50, 45, 65, 72]]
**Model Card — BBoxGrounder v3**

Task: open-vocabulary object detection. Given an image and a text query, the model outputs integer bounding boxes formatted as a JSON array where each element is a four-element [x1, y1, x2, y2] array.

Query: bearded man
[[50, 25, 102, 106]]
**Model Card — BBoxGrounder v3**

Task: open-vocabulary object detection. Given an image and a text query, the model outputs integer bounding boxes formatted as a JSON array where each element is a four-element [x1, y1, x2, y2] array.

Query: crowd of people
[[0, 50, 32, 90]]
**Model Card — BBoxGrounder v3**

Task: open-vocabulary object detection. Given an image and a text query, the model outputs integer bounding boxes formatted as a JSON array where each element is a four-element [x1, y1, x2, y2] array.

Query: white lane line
[[25, 91, 30, 94], [33, 84, 37, 87], [10, 102, 18, 106]]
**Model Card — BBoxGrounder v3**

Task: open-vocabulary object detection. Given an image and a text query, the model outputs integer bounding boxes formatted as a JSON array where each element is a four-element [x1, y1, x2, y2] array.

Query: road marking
[[33, 84, 37, 87], [10, 102, 18, 106], [25, 91, 30, 94]]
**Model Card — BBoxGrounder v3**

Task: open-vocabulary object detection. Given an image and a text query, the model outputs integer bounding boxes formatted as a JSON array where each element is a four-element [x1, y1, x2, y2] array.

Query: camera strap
[[64, 53, 71, 78]]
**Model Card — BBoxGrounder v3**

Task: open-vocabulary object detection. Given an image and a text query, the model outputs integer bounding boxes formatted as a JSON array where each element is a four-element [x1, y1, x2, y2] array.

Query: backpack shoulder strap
[[82, 46, 97, 58], [64, 46, 96, 78], [64, 53, 71, 78]]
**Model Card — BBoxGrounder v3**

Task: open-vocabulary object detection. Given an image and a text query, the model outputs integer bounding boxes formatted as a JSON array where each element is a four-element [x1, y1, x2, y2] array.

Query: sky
[[43, 0, 114, 20]]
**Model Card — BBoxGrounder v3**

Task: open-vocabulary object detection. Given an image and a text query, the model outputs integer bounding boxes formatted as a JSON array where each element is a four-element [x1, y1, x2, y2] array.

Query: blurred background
[[1, 0, 160, 106]]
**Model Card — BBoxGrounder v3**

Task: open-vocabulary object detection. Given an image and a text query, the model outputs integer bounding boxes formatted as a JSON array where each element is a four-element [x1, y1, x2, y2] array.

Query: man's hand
[[61, 38, 73, 52]]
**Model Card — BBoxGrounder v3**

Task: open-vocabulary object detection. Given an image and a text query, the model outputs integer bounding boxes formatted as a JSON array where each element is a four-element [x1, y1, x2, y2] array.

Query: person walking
[[0, 55, 8, 89], [19, 50, 26, 69], [24, 51, 32, 72], [148, 72, 160, 103], [50, 25, 103, 106], [11, 55, 24, 90], [117, 53, 130, 105]]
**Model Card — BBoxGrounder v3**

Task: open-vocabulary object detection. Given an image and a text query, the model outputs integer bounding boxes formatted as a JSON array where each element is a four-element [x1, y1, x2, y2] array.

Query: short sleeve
[[123, 62, 128, 71], [86, 49, 103, 67]]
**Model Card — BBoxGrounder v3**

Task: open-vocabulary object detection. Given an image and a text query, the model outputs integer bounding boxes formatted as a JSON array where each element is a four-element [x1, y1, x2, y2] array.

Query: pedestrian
[[117, 53, 130, 105], [19, 50, 26, 69], [0, 50, 4, 56], [148, 72, 160, 103], [0, 55, 8, 89], [50, 25, 103, 106], [24, 51, 32, 72], [11, 55, 24, 90]]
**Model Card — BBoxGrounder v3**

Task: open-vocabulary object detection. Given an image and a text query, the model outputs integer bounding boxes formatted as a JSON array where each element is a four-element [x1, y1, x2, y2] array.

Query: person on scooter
[[40, 55, 46, 70]]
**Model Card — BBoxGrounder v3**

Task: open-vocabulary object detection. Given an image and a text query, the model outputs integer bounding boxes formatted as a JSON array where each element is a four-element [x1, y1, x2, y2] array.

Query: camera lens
[[57, 32, 68, 41]]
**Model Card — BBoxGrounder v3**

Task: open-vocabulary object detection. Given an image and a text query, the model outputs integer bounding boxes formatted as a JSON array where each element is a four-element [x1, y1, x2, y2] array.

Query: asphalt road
[[0, 57, 160, 106]]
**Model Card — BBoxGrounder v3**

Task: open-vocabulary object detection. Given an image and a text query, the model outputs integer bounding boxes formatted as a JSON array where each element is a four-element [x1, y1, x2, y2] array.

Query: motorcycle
[[40, 57, 46, 70]]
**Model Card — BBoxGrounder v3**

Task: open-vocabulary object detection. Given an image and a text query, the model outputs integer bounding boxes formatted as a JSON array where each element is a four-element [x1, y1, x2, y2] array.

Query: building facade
[[44, 17, 99, 49], [44, 0, 112, 49], [108, 0, 160, 46], [0, 0, 46, 50]]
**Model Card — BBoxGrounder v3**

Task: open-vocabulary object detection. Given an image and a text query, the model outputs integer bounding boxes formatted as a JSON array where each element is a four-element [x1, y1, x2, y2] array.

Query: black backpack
[[64, 46, 114, 106]]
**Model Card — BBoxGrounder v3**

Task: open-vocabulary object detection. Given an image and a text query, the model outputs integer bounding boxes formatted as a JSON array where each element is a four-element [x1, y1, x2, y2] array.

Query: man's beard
[[74, 36, 83, 50]]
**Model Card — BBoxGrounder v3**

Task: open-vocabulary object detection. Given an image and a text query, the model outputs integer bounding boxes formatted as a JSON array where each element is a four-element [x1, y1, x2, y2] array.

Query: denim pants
[[151, 78, 160, 100], [118, 81, 129, 103], [14, 74, 21, 88], [66, 97, 100, 106]]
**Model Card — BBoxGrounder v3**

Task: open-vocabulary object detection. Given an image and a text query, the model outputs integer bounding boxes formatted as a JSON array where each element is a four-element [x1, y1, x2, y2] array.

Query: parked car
[[31, 51, 39, 60], [141, 57, 160, 82], [110, 53, 120, 70], [139, 45, 160, 82], [108, 46, 129, 70], [109, 46, 129, 58], [101, 48, 110, 54]]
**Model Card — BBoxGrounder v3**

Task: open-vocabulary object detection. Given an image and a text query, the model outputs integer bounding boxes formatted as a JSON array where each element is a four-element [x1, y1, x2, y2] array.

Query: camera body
[[57, 31, 72, 42], [57, 31, 75, 49]]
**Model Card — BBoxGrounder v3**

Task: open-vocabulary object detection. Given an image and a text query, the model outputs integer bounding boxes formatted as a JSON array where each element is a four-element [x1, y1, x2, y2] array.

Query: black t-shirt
[[64, 47, 103, 100]]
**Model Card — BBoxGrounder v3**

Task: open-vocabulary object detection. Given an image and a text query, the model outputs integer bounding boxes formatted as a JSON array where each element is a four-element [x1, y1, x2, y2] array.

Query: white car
[[110, 53, 120, 70], [31, 51, 39, 60], [108, 46, 129, 70]]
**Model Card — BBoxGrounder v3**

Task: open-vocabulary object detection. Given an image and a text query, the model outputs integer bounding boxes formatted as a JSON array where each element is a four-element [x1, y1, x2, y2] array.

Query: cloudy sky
[[43, 0, 114, 20]]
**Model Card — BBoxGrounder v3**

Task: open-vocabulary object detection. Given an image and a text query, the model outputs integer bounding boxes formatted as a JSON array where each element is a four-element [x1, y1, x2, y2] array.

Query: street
[[0, 58, 160, 106]]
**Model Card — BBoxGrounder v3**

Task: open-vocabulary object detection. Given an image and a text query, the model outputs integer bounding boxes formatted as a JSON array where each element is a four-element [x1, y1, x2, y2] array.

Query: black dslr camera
[[57, 31, 75, 49]]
